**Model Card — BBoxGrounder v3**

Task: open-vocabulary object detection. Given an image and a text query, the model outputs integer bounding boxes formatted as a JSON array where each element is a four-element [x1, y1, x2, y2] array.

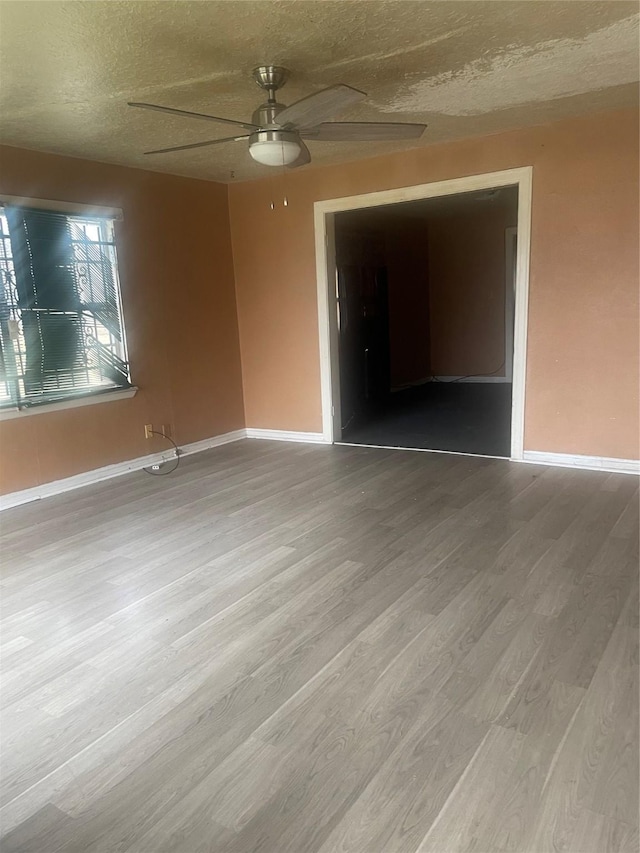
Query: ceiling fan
[[128, 65, 427, 168]]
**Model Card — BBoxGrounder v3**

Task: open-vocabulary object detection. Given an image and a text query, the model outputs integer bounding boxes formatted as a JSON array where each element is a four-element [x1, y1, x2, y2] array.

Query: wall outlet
[[144, 424, 153, 439], [161, 424, 172, 438]]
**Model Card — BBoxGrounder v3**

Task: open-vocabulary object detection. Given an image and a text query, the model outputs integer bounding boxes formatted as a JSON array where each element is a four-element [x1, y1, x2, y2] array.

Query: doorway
[[315, 168, 532, 459], [334, 188, 517, 456]]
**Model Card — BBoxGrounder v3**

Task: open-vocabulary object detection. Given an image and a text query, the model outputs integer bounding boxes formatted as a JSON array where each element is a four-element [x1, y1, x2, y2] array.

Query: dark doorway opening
[[334, 186, 518, 457]]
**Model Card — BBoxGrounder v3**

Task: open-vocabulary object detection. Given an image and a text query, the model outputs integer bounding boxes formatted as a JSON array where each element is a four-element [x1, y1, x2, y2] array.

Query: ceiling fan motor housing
[[251, 100, 287, 128]]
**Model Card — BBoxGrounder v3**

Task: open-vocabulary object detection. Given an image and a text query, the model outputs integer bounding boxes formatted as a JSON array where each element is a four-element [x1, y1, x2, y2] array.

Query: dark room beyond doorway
[[334, 186, 518, 457]]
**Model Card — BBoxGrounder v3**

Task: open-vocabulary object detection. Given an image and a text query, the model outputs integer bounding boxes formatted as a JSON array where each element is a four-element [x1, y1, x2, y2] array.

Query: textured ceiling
[[0, 1, 638, 183]]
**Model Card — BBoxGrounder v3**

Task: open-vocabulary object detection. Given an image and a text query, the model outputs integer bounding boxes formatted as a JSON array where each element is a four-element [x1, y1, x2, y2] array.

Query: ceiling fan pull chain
[[281, 148, 289, 208], [269, 170, 278, 211]]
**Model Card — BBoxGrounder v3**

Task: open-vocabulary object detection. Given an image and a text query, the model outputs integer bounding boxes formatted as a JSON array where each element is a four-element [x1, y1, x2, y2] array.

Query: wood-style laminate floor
[[342, 383, 513, 457], [0, 440, 638, 853]]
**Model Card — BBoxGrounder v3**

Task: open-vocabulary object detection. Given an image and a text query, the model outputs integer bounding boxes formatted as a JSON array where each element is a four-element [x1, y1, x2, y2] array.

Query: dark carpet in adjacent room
[[341, 382, 512, 457]]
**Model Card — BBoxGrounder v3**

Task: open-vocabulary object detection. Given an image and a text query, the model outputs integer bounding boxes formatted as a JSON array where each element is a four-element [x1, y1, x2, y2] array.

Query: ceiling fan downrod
[[252, 65, 290, 104]]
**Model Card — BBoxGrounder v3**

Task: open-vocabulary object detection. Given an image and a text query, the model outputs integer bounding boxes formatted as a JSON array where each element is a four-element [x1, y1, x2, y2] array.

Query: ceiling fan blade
[[276, 85, 366, 131], [286, 140, 311, 169], [301, 122, 427, 142], [144, 135, 249, 155], [129, 102, 258, 132]]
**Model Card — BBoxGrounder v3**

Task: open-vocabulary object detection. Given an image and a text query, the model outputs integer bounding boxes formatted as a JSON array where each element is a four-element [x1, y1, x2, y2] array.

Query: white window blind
[[0, 204, 131, 409]]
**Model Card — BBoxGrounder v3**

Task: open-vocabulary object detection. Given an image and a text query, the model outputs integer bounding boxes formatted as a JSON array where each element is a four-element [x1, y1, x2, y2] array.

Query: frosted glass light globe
[[249, 139, 301, 166]]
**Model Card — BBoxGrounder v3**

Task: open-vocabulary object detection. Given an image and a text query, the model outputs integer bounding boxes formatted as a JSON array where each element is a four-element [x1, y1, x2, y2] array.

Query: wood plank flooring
[[0, 440, 638, 853]]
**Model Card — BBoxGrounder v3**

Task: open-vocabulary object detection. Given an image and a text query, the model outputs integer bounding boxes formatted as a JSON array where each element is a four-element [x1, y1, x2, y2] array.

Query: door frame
[[504, 225, 518, 383], [314, 166, 533, 460]]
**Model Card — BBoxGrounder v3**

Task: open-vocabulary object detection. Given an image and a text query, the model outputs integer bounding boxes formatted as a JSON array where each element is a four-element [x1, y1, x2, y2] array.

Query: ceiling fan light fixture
[[248, 130, 301, 166]]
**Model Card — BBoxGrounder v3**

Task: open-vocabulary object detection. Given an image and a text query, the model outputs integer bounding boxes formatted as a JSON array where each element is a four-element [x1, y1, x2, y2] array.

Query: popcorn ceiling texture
[[384, 16, 639, 116], [0, 1, 638, 182]]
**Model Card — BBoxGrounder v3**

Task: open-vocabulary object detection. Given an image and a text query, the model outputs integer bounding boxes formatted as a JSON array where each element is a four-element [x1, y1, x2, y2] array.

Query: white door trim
[[314, 166, 533, 459], [504, 226, 518, 383]]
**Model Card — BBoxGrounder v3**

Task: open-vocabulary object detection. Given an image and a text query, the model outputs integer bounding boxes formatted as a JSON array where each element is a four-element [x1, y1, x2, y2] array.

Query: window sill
[[0, 386, 138, 421]]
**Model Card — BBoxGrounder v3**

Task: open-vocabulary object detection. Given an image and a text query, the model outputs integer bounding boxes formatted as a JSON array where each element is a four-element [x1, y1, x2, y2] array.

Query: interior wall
[[384, 219, 431, 389], [428, 201, 517, 378], [335, 214, 430, 390], [1, 107, 636, 497], [337, 193, 517, 390], [0, 146, 245, 496], [229, 108, 639, 460]]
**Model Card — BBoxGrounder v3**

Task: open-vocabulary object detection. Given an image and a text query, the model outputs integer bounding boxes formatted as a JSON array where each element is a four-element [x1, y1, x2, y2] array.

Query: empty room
[[0, 2, 638, 852]]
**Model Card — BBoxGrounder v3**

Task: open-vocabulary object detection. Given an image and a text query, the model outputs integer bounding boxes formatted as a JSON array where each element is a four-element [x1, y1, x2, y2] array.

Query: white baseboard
[[245, 428, 328, 444], [178, 430, 246, 457], [5, 430, 634, 511], [390, 377, 432, 392], [392, 376, 511, 390], [0, 428, 329, 510], [432, 376, 510, 384], [0, 429, 246, 511], [522, 450, 640, 476]]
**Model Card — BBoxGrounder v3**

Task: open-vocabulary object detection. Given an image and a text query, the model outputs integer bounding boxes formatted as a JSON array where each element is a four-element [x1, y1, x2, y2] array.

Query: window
[[0, 204, 130, 410]]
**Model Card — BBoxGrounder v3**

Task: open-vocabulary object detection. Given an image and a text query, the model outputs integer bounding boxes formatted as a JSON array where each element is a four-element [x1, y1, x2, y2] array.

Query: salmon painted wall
[[339, 201, 517, 385], [229, 108, 639, 460], [385, 220, 431, 388], [335, 214, 431, 389], [0, 146, 244, 495], [428, 203, 517, 378]]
